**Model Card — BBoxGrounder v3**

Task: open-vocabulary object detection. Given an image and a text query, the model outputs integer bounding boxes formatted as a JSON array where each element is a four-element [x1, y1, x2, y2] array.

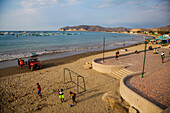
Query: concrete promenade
[[100, 47, 170, 110]]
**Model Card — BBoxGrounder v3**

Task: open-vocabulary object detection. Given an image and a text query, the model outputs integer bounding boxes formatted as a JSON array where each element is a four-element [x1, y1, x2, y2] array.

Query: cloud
[[68, 0, 83, 5], [0, 0, 169, 30], [97, 0, 169, 9], [18, 0, 83, 11], [98, 0, 132, 8], [157, 0, 170, 12], [98, 0, 119, 8], [97, 0, 148, 8], [18, 0, 57, 12], [0, 0, 85, 30]]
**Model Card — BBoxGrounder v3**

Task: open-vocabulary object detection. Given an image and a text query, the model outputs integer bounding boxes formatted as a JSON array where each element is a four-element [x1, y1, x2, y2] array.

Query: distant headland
[[58, 25, 170, 33], [58, 25, 131, 32]]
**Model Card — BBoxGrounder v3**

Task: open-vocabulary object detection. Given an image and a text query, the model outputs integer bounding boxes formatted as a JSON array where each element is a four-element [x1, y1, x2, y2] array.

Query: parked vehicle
[[28, 57, 41, 71], [18, 57, 40, 71]]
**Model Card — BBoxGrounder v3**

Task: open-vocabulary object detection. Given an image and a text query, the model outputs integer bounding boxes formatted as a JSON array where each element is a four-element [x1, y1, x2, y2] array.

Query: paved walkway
[[99, 47, 170, 109]]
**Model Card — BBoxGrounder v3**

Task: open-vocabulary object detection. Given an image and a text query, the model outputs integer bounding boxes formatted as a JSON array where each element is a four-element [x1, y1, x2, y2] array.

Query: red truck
[[28, 57, 41, 71], [18, 57, 40, 71]]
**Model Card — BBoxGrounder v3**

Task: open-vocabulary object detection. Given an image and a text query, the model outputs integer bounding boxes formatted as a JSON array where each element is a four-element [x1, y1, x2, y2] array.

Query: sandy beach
[[0, 43, 169, 113], [1, 0, 170, 112]]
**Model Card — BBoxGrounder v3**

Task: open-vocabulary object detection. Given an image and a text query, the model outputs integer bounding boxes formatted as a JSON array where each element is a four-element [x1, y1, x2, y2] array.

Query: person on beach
[[28, 60, 31, 69], [17, 59, 20, 67], [161, 51, 165, 63], [153, 49, 158, 54], [115, 51, 119, 60], [69, 91, 77, 104], [58, 89, 64, 103], [37, 83, 42, 98], [19, 58, 24, 68], [135, 50, 139, 54]]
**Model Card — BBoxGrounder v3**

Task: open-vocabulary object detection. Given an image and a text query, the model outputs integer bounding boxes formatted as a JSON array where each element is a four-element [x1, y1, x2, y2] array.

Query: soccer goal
[[63, 68, 86, 94]]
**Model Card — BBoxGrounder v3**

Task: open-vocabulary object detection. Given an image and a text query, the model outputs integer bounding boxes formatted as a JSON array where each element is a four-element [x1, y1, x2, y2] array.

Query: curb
[[120, 72, 163, 113], [92, 58, 125, 73]]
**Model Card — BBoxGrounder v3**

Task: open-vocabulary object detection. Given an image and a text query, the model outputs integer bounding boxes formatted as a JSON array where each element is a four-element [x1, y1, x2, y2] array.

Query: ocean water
[[0, 31, 146, 68]]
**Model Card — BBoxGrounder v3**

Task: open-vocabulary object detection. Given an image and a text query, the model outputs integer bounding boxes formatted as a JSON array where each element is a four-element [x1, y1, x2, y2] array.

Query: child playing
[[69, 91, 77, 104], [37, 83, 42, 98], [58, 89, 64, 103]]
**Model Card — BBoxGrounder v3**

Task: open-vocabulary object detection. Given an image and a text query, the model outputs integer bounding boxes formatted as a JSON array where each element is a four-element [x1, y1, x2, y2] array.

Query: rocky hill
[[150, 25, 170, 31], [58, 25, 131, 32], [58, 25, 170, 32]]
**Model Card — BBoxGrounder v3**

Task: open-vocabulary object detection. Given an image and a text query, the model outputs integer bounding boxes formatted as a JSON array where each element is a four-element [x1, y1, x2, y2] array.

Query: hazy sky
[[0, 0, 170, 31]]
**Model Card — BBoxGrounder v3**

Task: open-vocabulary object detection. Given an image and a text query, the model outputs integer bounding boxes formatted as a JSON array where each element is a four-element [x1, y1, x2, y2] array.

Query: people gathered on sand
[[36, 84, 77, 105]]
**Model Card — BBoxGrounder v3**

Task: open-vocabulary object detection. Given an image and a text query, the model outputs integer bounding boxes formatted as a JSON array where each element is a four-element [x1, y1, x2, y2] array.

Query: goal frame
[[63, 68, 86, 94]]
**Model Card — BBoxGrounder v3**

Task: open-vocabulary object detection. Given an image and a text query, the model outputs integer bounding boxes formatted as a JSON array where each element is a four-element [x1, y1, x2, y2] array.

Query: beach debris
[[112, 103, 127, 113], [83, 61, 92, 69], [129, 106, 138, 113], [102, 92, 122, 104], [102, 91, 129, 113]]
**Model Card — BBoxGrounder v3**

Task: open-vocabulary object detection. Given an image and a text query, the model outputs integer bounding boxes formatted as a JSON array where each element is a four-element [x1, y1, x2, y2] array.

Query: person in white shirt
[[161, 51, 165, 63]]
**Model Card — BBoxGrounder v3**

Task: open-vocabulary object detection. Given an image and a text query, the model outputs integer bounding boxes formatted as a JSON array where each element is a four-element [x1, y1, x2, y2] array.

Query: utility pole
[[142, 40, 147, 78]]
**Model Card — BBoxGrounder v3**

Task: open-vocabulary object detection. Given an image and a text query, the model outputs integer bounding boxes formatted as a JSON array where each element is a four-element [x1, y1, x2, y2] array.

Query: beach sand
[[0, 43, 167, 113]]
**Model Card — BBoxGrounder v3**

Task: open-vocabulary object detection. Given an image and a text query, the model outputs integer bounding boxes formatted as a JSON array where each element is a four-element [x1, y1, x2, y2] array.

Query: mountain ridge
[[58, 25, 170, 32], [58, 25, 131, 32]]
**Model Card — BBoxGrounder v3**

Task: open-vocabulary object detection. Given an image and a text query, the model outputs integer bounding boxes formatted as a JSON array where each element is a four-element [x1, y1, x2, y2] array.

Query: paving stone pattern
[[100, 48, 170, 109]]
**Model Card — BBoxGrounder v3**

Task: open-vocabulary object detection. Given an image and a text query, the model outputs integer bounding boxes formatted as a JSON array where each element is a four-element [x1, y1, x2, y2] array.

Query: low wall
[[92, 58, 125, 73], [120, 72, 163, 113]]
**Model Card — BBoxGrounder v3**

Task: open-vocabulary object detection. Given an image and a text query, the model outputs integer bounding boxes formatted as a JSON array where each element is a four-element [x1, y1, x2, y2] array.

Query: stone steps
[[111, 69, 133, 79]]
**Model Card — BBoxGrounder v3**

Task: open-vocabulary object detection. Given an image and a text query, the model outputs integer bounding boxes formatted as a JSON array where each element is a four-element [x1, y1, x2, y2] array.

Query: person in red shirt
[[19, 58, 24, 68], [37, 83, 42, 98]]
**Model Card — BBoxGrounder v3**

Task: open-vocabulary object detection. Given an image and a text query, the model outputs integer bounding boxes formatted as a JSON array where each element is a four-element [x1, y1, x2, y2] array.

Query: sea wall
[[92, 58, 125, 73], [120, 72, 163, 113]]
